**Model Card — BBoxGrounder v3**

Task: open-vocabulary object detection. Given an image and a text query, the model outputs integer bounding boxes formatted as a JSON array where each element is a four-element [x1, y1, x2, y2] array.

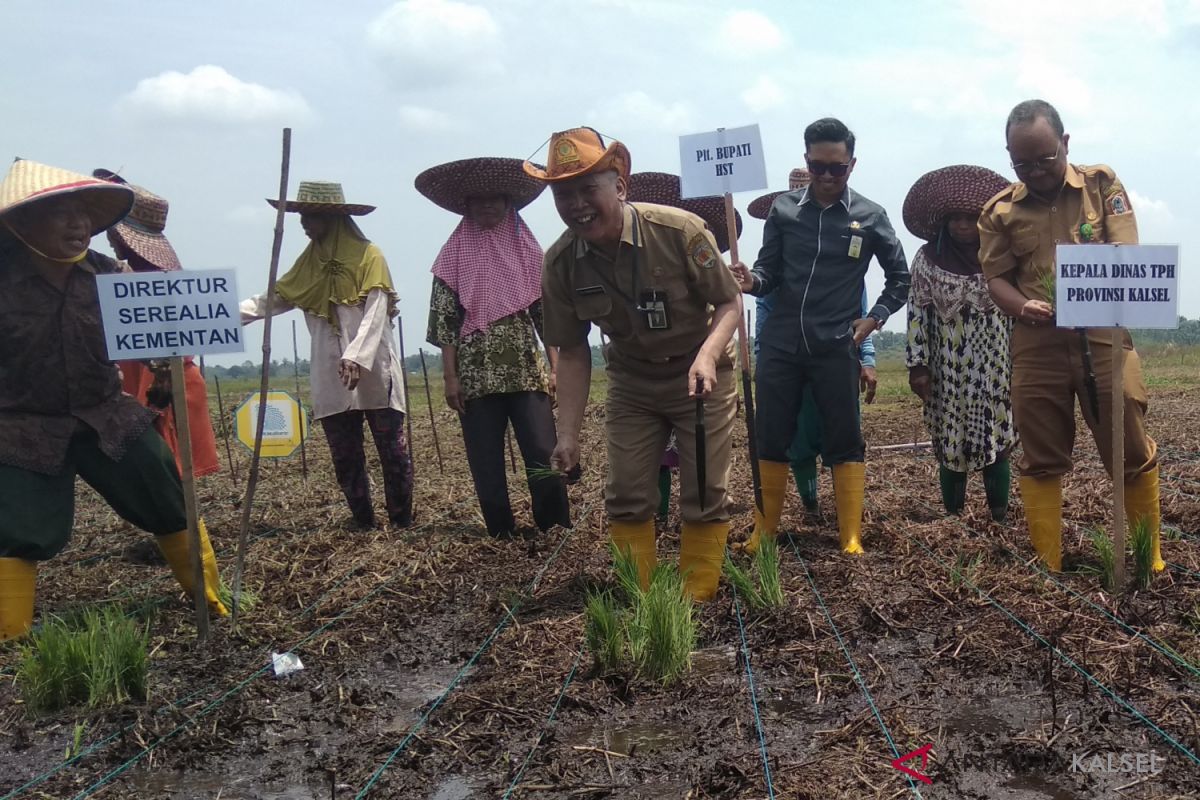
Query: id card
[[848, 235, 863, 259]]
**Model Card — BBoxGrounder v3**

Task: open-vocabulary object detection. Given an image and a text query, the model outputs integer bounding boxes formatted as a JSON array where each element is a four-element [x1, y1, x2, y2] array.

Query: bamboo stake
[[396, 317, 415, 462], [1111, 328, 1126, 588], [418, 348, 444, 474], [724, 192, 762, 514], [232, 127, 291, 629], [169, 357, 208, 642], [212, 373, 238, 486], [291, 319, 308, 481]]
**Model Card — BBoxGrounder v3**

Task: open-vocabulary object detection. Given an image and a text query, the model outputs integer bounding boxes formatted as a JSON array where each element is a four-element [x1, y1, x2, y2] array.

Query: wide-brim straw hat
[[93, 169, 182, 271], [0, 158, 133, 235], [414, 157, 546, 216], [523, 127, 631, 183], [267, 181, 375, 215], [748, 190, 787, 221], [903, 164, 1011, 242], [626, 171, 743, 254]]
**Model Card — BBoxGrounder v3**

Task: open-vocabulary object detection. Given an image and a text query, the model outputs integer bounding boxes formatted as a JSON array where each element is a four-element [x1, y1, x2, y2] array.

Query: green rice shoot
[[583, 589, 624, 673], [610, 541, 645, 602], [1087, 526, 1116, 590], [722, 554, 762, 608], [626, 564, 695, 685], [1129, 516, 1155, 590], [1035, 267, 1057, 306], [754, 536, 784, 608]]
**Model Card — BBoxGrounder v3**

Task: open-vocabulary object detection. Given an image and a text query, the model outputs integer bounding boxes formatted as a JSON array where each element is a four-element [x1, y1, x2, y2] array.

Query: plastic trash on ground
[[272, 651, 305, 677]]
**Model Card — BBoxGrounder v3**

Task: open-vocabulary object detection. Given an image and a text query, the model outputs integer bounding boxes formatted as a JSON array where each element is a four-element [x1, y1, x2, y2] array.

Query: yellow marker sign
[[234, 391, 309, 458]]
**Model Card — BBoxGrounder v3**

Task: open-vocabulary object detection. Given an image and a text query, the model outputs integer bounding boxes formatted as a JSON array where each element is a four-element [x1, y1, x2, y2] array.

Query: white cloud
[[397, 105, 458, 132], [741, 75, 785, 113], [367, 0, 502, 88], [722, 10, 785, 54], [120, 65, 311, 125], [1129, 189, 1174, 223], [587, 91, 693, 133]]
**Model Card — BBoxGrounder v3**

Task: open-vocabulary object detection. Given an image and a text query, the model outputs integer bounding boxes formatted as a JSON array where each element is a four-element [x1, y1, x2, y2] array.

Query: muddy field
[[2, 361, 1200, 799]]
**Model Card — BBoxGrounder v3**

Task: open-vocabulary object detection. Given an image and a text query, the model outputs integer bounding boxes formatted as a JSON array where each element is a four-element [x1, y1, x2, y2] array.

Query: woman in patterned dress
[[903, 165, 1017, 520], [419, 157, 570, 537]]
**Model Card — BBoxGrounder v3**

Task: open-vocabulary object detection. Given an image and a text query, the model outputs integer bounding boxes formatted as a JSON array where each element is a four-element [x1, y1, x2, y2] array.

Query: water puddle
[[1004, 773, 1081, 799], [430, 774, 475, 800], [375, 662, 466, 731], [689, 645, 736, 679], [947, 706, 1008, 736], [565, 720, 689, 756], [762, 687, 809, 717], [122, 769, 319, 799]]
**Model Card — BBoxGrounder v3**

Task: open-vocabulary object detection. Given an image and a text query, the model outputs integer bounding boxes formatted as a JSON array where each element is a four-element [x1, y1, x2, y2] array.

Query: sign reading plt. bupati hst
[[1055, 244, 1179, 329], [678, 124, 768, 199], [96, 269, 244, 359]]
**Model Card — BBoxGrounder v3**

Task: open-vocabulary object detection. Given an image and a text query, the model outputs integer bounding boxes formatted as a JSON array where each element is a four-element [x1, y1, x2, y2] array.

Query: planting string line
[[786, 539, 926, 799], [908, 534, 1200, 769], [731, 584, 777, 800], [355, 521, 580, 799], [500, 641, 585, 799]]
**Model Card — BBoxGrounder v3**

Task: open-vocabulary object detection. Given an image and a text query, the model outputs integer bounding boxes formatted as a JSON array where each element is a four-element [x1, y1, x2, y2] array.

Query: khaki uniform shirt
[[979, 162, 1139, 296], [541, 203, 740, 377]]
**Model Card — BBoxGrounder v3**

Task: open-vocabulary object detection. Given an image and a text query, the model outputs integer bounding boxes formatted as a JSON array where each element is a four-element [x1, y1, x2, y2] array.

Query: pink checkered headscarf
[[431, 208, 544, 337]]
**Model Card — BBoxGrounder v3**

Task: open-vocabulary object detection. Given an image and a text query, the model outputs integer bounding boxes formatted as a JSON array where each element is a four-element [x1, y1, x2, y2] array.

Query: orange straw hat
[[522, 127, 630, 183], [0, 158, 133, 235]]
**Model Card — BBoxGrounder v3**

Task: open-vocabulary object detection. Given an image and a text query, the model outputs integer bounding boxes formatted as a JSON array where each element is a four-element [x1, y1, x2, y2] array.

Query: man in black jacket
[[732, 117, 909, 554]]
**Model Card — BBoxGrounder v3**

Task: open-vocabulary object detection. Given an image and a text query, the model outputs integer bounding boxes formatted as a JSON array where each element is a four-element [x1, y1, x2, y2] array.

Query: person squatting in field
[[0, 159, 227, 641]]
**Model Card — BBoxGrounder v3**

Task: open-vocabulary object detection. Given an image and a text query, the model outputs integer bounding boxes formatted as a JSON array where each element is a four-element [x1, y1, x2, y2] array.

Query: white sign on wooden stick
[[96, 269, 244, 359], [678, 124, 768, 199], [1055, 244, 1179, 329]]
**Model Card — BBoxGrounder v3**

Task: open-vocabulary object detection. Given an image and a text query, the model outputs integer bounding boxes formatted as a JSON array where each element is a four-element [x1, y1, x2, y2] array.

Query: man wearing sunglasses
[[731, 117, 909, 556], [979, 98, 1162, 574]]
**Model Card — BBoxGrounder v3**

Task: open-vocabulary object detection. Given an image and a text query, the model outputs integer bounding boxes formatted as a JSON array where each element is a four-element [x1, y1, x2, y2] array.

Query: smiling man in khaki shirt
[[979, 98, 1161, 573], [527, 127, 741, 601]]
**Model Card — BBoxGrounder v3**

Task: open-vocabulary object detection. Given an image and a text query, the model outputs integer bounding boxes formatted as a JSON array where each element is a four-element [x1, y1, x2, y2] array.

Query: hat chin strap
[[2, 220, 88, 264]]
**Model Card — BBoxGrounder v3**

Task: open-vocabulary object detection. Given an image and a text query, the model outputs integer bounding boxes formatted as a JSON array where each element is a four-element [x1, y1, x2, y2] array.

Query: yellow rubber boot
[[0, 558, 36, 642], [609, 519, 656, 591], [832, 462, 866, 554], [1125, 467, 1165, 572], [741, 460, 790, 554], [157, 519, 229, 617], [679, 521, 729, 602], [1019, 475, 1063, 571]]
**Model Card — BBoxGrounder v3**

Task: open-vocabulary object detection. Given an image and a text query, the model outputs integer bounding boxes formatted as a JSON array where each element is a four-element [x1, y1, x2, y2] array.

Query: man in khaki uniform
[[980, 98, 1162, 573], [525, 128, 741, 601]]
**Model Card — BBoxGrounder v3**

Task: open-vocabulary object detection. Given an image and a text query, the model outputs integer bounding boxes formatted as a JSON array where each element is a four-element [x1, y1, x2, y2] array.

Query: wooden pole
[[418, 348, 444, 474], [1111, 328, 1126, 588], [232, 127, 292, 629], [396, 318, 415, 462], [213, 373, 238, 486], [291, 319, 308, 481], [169, 357, 209, 642], [724, 192, 763, 514]]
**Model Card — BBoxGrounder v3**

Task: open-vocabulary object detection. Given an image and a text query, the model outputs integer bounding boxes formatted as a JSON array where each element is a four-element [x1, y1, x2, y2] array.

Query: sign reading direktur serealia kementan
[[96, 269, 243, 359]]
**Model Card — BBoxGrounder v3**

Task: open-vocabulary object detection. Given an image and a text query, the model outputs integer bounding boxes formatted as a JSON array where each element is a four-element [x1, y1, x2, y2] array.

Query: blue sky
[[4, 0, 1197, 366]]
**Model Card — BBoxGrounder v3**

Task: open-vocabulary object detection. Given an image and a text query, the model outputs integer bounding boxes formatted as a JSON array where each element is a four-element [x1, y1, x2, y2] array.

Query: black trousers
[[755, 340, 864, 465], [460, 391, 571, 535]]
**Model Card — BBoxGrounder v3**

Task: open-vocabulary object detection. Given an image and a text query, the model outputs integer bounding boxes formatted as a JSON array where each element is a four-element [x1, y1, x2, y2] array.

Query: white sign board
[[678, 124, 768, 199], [1055, 244, 1179, 329], [97, 269, 244, 359]]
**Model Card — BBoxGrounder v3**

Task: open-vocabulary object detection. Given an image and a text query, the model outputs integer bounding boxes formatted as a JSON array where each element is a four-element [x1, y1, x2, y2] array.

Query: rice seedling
[[626, 564, 695, 685], [525, 463, 566, 484], [1129, 516, 1155, 590], [754, 536, 784, 608], [722, 554, 762, 608], [218, 576, 258, 613], [1185, 603, 1200, 633], [583, 589, 624, 673], [949, 551, 984, 589], [610, 541, 645, 602], [64, 721, 87, 762], [17, 607, 149, 712], [1087, 526, 1116, 590], [1034, 267, 1057, 306]]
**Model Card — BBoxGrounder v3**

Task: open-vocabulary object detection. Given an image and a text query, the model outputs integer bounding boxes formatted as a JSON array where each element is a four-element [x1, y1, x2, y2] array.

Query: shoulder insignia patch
[[1108, 191, 1131, 215], [688, 233, 718, 270]]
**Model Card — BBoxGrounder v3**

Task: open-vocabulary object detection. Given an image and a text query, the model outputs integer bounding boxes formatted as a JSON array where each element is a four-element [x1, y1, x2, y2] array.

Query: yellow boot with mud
[[609, 519, 656, 591], [1125, 467, 1165, 572], [0, 558, 36, 642], [740, 460, 790, 554], [157, 519, 229, 616], [832, 462, 866, 554], [1019, 475, 1063, 571], [679, 521, 728, 602]]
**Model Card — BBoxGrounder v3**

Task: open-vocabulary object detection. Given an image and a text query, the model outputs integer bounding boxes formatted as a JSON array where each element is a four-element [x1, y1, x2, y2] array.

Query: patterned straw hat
[[414, 157, 547, 216], [626, 171, 744, 254], [0, 158, 133, 235], [266, 181, 375, 215], [523, 127, 631, 183], [93, 169, 182, 272], [747, 190, 785, 221], [903, 164, 1011, 242]]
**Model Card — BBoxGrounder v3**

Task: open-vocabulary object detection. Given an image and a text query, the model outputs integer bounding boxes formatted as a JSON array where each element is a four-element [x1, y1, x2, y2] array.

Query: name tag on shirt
[[848, 235, 863, 259]]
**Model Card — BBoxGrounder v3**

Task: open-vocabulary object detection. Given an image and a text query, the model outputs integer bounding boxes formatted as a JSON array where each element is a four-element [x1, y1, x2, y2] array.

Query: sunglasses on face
[[804, 160, 851, 177]]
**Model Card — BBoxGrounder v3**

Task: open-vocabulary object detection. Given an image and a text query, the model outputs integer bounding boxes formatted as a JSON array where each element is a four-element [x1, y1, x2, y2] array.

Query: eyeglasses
[[804, 160, 851, 177], [1010, 142, 1062, 174]]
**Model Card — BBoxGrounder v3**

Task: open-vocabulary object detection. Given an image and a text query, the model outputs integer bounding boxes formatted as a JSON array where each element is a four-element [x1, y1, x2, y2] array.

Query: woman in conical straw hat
[[240, 181, 413, 529], [0, 159, 228, 641], [418, 157, 570, 537], [93, 169, 221, 480], [903, 164, 1017, 520]]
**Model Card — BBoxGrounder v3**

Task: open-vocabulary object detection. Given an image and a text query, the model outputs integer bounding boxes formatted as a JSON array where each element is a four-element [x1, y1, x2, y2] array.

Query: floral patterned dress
[[905, 248, 1017, 472]]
